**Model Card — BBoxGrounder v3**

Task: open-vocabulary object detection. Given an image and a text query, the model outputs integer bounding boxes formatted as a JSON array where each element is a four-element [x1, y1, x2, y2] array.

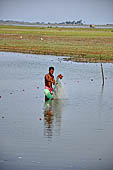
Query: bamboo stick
[[101, 63, 104, 86]]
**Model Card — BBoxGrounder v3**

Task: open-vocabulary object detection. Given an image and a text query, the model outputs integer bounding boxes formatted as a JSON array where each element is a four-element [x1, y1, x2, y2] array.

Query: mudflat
[[0, 25, 113, 63]]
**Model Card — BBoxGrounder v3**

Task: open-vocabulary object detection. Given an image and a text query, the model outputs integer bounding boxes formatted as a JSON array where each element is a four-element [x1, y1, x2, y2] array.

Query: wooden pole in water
[[101, 63, 104, 86]]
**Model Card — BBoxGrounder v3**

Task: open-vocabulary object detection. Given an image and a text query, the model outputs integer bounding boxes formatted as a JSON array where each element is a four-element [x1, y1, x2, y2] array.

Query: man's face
[[49, 69, 54, 75]]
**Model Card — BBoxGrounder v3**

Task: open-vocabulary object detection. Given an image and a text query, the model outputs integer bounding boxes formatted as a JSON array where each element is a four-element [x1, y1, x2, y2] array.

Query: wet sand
[[0, 52, 113, 170]]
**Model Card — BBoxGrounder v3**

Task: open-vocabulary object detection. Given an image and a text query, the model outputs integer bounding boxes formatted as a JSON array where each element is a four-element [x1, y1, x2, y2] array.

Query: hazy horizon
[[0, 0, 113, 25]]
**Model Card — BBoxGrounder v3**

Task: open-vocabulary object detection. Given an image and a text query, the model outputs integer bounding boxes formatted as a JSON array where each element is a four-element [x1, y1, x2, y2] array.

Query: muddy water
[[0, 52, 113, 170]]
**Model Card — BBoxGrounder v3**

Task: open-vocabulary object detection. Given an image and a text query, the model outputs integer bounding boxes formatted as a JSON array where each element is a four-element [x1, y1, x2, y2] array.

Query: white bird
[[40, 37, 43, 41]]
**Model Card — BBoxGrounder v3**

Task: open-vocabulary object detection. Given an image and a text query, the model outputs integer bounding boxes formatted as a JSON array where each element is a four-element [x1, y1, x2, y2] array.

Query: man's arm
[[52, 77, 55, 85]]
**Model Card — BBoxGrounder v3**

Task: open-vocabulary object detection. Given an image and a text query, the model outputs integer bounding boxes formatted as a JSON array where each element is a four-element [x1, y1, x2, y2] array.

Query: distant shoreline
[[0, 21, 113, 29], [1, 24, 113, 30], [0, 25, 113, 63]]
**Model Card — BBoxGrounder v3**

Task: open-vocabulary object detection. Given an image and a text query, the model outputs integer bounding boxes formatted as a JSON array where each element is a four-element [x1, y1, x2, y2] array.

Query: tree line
[[0, 19, 84, 25]]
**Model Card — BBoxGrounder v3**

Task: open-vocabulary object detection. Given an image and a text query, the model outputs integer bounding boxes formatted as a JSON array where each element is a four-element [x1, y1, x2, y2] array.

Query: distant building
[[90, 24, 95, 28]]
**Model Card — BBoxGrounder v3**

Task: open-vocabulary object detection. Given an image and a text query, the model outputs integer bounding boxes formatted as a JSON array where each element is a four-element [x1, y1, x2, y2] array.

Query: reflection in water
[[43, 100, 54, 138], [43, 99, 63, 139], [101, 84, 104, 96], [97, 85, 104, 131]]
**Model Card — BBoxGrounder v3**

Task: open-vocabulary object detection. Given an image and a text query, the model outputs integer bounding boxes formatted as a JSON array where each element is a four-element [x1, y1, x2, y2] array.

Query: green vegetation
[[0, 25, 113, 62]]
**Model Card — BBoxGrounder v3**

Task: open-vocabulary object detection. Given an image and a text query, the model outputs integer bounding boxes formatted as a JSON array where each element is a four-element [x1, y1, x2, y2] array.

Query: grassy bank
[[0, 25, 113, 62]]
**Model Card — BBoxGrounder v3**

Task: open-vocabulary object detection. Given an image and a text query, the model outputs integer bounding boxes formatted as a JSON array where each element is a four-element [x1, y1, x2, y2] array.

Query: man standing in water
[[44, 67, 55, 101]]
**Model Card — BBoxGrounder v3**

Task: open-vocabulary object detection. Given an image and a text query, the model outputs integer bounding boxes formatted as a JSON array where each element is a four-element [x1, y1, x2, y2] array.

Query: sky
[[0, 0, 113, 25]]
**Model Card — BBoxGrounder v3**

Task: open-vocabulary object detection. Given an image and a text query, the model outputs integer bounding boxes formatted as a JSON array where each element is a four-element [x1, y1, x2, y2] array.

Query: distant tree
[[65, 20, 83, 25], [59, 22, 65, 24], [36, 22, 40, 24], [72, 21, 76, 24], [76, 20, 83, 24], [65, 21, 70, 24], [41, 22, 45, 24]]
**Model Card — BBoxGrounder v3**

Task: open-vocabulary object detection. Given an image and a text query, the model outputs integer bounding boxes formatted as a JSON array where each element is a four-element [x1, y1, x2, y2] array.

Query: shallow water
[[0, 52, 113, 170]]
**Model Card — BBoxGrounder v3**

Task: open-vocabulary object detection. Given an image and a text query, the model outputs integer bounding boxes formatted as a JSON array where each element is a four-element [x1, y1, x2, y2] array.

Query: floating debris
[[91, 79, 93, 81], [39, 117, 42, 120]]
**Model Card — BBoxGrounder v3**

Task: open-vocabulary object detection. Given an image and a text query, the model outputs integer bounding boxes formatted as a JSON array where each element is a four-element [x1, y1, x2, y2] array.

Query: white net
[[53, 77, 65, 99]]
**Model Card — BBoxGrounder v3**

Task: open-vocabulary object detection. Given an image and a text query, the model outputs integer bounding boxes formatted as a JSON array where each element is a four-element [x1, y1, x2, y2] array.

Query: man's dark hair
[[49, 66, 54, 71]]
